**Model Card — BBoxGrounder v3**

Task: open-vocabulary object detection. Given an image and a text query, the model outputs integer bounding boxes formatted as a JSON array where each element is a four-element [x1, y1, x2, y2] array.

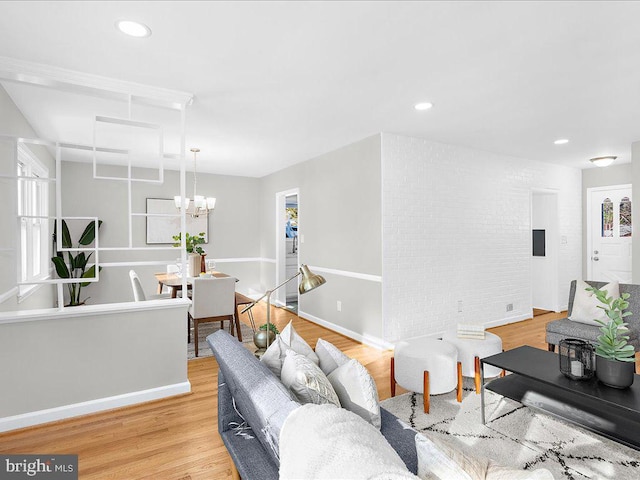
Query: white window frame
[[17, 144, 50, 301]]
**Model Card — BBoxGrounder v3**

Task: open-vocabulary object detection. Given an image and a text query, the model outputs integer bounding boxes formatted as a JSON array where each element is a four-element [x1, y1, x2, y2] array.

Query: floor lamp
[[241, 264, 326, 354]]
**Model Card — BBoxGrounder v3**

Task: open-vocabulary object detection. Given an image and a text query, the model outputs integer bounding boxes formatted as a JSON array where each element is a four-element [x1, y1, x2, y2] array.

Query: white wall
[[0, 300, 190, 431], [531, 193, 559, 310], [259, 135, 384, 347], [0, 85, 56, 312], [381, 133, 582, 342]]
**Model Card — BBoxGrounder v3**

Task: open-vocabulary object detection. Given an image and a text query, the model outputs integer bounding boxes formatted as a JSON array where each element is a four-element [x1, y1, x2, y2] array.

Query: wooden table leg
[[457, 361, 463, 403], [390, 357, 396, 397], [474, 356, 481, 394], [423, 370, 430, 413], [157, 281, 163, 295]]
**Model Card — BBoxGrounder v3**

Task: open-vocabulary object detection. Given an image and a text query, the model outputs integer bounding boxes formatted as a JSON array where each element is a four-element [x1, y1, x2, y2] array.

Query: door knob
[[592, 257, 599, 261], [593, 250, 599, 254]]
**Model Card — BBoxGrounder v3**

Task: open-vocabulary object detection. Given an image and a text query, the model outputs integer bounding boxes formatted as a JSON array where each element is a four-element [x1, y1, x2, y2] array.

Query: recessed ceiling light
[[414, 102, 433, 111], [554, 139, 569, 145], [116, 20, 152, 38], [590, 156, 617, 167]]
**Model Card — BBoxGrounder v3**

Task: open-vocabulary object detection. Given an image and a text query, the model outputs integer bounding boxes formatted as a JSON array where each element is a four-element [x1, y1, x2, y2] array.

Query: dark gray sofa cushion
[[207, 330, 300, 467], [546, 280, 640, 349]]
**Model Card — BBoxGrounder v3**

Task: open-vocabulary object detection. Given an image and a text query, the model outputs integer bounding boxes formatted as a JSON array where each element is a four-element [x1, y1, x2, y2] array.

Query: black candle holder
[[559, 339, 595, 380]]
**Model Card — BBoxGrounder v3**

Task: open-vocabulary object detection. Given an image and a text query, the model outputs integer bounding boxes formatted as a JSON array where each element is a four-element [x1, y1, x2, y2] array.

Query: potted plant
[[172, 232, 206, 276], [51, 219, 103, 306], [587, 286, 636, 388], [254, 323, 279, 351]]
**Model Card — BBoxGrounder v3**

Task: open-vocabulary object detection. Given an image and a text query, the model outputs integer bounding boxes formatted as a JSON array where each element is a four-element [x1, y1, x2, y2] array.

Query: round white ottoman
[[441, 331, 503, 392], [391, 337, 460, 413]]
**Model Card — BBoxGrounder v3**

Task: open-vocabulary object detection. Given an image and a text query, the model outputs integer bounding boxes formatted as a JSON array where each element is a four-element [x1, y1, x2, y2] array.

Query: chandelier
[[174, 148, 216, 218]]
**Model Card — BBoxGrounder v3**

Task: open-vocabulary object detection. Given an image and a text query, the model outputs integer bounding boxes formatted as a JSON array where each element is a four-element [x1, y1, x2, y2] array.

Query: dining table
[[155, 271, 232, 299]]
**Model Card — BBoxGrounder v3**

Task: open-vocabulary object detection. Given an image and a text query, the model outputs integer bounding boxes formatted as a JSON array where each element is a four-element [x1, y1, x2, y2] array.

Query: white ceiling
[[0, 1, 639, 177]]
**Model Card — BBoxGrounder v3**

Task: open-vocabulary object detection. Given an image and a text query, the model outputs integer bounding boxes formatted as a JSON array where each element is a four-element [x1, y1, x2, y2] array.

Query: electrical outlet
[[337, 300, 342, 312], [457, 300, 463, 313], [506, 303, 514, 312]]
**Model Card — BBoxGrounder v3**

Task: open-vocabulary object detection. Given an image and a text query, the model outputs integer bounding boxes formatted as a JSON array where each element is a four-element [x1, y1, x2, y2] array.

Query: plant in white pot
[[172, 232, 206, 276], [587, 286, 636, 388]]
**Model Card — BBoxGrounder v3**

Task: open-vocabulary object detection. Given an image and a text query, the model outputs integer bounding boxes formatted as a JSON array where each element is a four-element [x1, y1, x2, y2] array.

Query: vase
[[253, 330, 276, 350], [596, 356, 635, 389], [187, 253, 201, 277]]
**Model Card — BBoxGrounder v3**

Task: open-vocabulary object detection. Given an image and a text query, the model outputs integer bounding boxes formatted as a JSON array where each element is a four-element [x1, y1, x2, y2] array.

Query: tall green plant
[[172, 232, 206, 255], [51, 219, 102, 306], [587, 286, 635, 362]]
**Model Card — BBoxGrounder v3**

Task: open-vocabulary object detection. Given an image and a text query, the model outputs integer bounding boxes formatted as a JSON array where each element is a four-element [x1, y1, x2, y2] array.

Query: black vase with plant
[[588, 286, 636, 388]]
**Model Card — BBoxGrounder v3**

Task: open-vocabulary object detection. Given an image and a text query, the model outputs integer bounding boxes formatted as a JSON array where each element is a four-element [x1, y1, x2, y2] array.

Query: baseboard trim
[[298, 310, 393, 350], [0, 381, 191, 433], [483, 312, 532, 329]]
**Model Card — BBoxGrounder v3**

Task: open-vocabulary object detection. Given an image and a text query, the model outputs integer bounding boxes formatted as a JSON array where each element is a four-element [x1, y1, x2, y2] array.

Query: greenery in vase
[[172, 232, 206, 255], [259, 323, 280, 335], [587, 286, 635, 362], [51, 219, 103, 306]]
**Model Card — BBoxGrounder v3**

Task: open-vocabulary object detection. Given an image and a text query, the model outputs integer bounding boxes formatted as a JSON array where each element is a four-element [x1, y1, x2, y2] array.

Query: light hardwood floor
[[0, 307, 608, 479]]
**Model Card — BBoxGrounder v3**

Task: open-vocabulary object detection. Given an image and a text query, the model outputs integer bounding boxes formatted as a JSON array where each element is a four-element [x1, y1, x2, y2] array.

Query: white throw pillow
[[315, 337, 350, 375], [415, 433, 487, 480], [261, 320, 319, 377], [280, 320, 320, 364], [327, 358, 381, 429], [281, 350, 341, 407], [569, 280, 620, 326], [280, 404, 418, 480], [261, 335, 289, 377]]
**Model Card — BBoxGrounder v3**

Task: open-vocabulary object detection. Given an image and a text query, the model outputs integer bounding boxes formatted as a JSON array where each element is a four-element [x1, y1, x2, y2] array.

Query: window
[[17, 144, 49, 298], [601, 198, 613, 237], [620, 197, 632, 237]]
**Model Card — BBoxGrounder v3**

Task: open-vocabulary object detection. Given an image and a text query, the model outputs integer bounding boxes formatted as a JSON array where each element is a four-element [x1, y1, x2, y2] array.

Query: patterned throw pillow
[[280, 350, 341, 407], [328, 358, 381, 429], [315, 338, 350, 375]]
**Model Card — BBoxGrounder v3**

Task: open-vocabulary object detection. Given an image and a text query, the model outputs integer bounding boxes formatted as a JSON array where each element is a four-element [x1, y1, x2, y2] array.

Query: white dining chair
[[188, 276, 237, 356], [129, 270, 171, 302]]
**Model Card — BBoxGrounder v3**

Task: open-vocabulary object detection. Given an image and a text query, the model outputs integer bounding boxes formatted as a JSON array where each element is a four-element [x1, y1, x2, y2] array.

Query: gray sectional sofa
[[207, 329, 418, 479], [545, 280, 640, 351]]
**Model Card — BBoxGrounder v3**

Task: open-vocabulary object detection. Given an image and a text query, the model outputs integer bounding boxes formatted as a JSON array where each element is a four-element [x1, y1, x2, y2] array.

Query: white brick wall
[[381, 133, 582, 342]]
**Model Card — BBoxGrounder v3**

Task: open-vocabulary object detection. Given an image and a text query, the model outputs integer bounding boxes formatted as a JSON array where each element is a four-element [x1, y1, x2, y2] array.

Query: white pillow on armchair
[[568, 280, 619, 326]]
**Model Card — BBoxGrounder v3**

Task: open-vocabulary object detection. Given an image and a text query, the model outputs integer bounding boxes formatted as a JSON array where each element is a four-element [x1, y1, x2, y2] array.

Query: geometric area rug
[[187, 320, 255, 360], [380, 379, 640, 480]]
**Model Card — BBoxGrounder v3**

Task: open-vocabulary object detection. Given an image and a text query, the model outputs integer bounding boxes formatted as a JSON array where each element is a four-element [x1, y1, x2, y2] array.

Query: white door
[[588, 185, 632, 283]]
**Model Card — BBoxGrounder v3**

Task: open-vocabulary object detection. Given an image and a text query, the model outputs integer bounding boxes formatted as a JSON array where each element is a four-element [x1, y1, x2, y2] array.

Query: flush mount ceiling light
[[590, 156, 617, 167], [414, 102, 433, 111], [554, 139, 569, 145], [115, 20, 152, 38]]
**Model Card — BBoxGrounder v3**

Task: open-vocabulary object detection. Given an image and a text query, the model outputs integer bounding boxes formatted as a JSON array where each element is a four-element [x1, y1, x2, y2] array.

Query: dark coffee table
[[481, 345, 640, 450]]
